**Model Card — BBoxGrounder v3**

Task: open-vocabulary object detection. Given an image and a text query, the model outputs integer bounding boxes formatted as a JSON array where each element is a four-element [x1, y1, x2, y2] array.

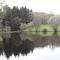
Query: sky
[[2, 0, 60, 15]]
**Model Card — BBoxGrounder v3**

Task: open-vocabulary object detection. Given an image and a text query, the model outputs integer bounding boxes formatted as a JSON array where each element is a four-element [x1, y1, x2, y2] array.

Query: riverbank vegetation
[[0, 4, 60, 36]]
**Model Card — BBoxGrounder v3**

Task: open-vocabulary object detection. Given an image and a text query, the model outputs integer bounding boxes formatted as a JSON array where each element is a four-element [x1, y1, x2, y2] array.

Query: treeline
[[0, 5, 33, 31], [30, 12, 60, 31], [0, 5, 60, 31]]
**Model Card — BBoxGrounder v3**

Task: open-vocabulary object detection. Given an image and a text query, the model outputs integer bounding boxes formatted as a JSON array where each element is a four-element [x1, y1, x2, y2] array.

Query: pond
[[0, 32, 60, 60]]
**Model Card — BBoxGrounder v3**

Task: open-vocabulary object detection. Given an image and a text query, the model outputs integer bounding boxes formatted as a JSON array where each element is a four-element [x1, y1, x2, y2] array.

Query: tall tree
[[2, 6, 33, 31], [12, 6, 20, 18], [2, 6, 12, 26], [20, 7, 33, 23], [0, 0, 5, 18], [10, 17, 21, 31]]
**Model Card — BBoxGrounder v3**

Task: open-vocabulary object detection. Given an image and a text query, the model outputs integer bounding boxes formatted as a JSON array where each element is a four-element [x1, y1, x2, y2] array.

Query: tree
[[0, 9, 4, 17], [10, 17, 21, 31], [0, 0, 5, 18], [48, 16, 60, 26], [20, 7, 33, 23], [2, 6, 33, 31], [32, 12, 50, 27], [2, 6, 12, 26], [12, 6, 20, 18], [48, 15, 60, 33]]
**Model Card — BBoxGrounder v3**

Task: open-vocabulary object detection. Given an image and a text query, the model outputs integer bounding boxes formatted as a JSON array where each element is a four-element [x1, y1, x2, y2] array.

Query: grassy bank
[[23, 24, 55, 36]]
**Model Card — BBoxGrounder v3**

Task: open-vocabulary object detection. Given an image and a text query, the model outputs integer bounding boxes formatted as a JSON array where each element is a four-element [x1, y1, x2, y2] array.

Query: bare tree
[[48, 15, 60, 33], [32, 12, 50, 27], [48, 16, 60, 27]]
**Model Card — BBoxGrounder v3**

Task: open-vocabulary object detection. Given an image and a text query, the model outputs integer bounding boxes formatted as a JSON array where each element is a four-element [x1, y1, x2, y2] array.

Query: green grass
[[24, 27, 37, 35], [24, 24, 54, 36], [0, 36, 3, 41], [0, 24, 58, 37], [38, 24, 53, 31], [57, 25, 60, 36], [37, 24, 54, 36]]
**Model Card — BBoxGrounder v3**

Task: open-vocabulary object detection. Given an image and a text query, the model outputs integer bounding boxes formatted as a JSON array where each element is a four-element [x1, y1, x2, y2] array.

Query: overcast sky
[[3, 0, 60, 14]]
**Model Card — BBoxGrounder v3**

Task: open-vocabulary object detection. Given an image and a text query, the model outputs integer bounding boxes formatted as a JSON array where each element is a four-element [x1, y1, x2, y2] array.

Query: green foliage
[[20, 7, 33, 23], [57, 25, 60, 36], [0, 9, 4, 18], [2, 5, 33, 31], [24, 24, 54, 36], [12, 6, 20, 18], [3, 6, 33, 24], [10, 17, 21, 31]]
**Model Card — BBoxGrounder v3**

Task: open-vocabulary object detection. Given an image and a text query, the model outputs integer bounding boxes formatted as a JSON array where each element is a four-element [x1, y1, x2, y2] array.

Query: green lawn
[[0, 24, 58, 37], [37, 24, 54, 36], [24, 24, 54, 36], [57, 25, 60, 36]]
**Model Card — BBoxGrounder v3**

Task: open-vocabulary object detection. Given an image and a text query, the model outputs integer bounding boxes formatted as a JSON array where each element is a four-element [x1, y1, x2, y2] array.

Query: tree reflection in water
[[3, 32, 34, 58], [0, 42, 3, 55], [0, 34, 60, 58]]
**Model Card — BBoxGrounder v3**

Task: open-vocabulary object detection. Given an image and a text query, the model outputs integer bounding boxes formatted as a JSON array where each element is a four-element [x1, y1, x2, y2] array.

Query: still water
[[0, 32, 60, 60]]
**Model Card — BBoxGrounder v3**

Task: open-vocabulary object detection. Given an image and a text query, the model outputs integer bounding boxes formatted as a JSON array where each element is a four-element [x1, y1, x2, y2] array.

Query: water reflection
[[0, 42, 3, 55], [0, 33, 60, 58], [2, 32, 34, 58]]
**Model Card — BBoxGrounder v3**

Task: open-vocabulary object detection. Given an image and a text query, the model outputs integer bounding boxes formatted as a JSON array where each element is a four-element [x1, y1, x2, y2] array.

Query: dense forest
[[0, 4, 60, 32], [0, 5, 33, 31]]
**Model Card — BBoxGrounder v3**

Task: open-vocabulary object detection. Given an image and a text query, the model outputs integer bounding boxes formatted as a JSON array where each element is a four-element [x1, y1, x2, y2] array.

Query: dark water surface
[[0, 33, 60, 60]]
